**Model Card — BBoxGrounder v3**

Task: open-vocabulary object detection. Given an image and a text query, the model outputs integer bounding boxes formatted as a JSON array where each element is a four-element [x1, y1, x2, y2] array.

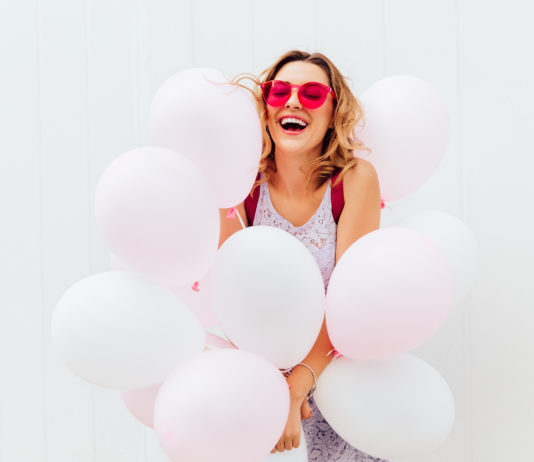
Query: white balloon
[[262, 427, 308, 461], [110, 252, 218, 328], [210, 226, 325, 369], [314, 354, 455, 461], [51, 271, 205, 389], [396, 210, 480, 305]]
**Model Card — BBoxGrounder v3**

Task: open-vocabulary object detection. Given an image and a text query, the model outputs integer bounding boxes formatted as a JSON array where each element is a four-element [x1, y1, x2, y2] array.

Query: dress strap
[[244, 172, 261, 225], [331, 168, 344, 224]]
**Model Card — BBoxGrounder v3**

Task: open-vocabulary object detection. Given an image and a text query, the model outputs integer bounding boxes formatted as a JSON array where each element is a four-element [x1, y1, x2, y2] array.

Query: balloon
[[95, 146, 219, 286], [396, 210, 480, 305], [170, 272, 218, 329], [120, 382, 161, 428], [355, 75, 450, 201], [120, 331, 235, 428], [262, 427, 308, 461], [153, 349, 290, 462], [149, 67, 262, 208], [326, 227, 454, 359], [110, 252, 218, 328], [313, 354, 455, 461], [51, 271, 205, 389], [205, 332, 237, 350], [210, 226, 325, 369]]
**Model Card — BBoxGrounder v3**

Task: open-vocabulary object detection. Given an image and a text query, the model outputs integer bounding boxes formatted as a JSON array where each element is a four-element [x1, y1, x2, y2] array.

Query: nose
[[285, 87, 301, 108]]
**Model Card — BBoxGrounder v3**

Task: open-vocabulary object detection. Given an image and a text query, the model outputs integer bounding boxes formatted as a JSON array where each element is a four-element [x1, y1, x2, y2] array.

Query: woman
[[220, 50, 385, 462]]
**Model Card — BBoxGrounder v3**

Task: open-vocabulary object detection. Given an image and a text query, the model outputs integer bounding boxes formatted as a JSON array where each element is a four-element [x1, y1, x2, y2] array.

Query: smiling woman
[[225, 50, 384, 462]]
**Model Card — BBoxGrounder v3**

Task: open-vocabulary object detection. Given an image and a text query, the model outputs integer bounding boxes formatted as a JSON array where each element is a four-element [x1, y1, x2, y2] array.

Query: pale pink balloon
[[326, 227, 454, 359], [169, 273, 218, 329], [149, 67, 262, 208], [120, 382, 162, 428], [355, 75, 450, 201], [95, 147, 219, 286], [120, 334, 236, 429], [154, 349, 289, 462]]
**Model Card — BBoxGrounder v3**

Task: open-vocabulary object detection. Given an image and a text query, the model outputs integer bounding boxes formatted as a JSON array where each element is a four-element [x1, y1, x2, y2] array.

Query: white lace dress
[[252, 177, 388, 462]]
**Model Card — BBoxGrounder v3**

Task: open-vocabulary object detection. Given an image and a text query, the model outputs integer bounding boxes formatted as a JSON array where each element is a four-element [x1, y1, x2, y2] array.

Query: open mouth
[[279, 117, 308, 133]]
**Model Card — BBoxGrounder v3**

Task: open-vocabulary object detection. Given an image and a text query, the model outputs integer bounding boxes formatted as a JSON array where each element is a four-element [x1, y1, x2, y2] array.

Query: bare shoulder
[[335, 159, 381, 262], [342, 158, 380, 203]]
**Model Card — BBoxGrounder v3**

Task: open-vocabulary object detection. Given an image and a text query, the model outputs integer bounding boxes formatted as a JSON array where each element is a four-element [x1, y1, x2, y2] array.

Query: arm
[[286, 159, 381, 401], [218, 200, 248, 249]]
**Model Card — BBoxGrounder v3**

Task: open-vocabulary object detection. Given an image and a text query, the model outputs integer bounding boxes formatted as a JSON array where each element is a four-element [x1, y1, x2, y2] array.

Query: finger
[[284, 438, 293, 451]]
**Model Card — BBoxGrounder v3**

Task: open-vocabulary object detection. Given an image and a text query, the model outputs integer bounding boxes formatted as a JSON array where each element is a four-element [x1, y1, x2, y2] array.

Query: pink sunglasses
[[261, 80, 337, 109]]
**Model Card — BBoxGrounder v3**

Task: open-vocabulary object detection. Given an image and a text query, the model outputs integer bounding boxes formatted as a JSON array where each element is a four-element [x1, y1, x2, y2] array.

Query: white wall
[[1, 0, 533, 461]]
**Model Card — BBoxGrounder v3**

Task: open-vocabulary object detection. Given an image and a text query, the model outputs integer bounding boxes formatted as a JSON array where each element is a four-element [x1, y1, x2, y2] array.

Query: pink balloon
[[154, 349, 289, 462], [326, 227, 454, 359], [149, 68, 262, 208], [355, 75, 450, 201], [121, 382, 162, 428], [95, 147, 219, 286]]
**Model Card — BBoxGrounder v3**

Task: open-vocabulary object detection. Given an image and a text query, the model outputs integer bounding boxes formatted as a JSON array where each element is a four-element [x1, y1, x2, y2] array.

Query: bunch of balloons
[[51, 68, 479, 462]]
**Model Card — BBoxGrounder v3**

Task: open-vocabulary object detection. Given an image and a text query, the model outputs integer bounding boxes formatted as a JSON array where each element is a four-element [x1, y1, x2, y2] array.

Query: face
[[265, 61, 335, 157]]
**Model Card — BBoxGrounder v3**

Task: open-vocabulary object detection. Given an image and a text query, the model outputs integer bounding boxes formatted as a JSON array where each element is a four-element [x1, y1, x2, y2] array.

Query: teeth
[[280, 117, 308, 127]]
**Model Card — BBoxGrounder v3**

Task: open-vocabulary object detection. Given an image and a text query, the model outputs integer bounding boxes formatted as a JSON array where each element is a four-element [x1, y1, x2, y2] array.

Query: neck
[[271, 146, 322, 198]]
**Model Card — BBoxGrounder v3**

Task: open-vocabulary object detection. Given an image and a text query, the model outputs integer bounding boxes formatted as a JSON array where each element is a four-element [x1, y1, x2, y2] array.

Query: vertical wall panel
[[193, 0, 253, 78], [458, 0, 534, 460], [38, 0, 94, 460], [252, 0, 316, 75], [139, 0, 193, 147], [316, 0, 383, 93], [0, 0, 46, 460]]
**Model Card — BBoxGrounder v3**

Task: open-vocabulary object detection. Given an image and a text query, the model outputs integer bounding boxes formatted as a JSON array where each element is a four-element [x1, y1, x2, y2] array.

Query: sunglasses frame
[[261, 80, 337, 109]]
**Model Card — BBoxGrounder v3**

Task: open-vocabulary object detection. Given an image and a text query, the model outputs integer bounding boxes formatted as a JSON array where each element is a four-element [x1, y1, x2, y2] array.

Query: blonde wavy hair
[[230, 50, 370, 195]]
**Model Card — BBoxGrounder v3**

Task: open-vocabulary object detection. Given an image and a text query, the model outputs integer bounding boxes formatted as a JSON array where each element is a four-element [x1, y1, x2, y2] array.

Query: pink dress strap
[[331, 168, 344, 224], [244, 173, 261, 225]]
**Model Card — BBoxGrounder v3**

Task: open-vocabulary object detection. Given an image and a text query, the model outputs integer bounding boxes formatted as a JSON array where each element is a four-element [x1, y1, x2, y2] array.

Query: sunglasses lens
[[264, 81, 290, 106], [300, 83, 328, 108]]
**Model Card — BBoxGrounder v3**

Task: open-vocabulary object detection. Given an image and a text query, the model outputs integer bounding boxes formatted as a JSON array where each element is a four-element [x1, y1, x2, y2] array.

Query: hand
[[301, 398, 313, 420], [271, 397, 304, 453]]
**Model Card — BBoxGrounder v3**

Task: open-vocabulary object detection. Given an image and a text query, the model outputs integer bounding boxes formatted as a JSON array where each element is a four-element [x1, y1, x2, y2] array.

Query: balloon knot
[[226, 207, 237, 219], [192, 281, 200, 292], [327, 349, 343, 359], [380, 199, 392, 210]]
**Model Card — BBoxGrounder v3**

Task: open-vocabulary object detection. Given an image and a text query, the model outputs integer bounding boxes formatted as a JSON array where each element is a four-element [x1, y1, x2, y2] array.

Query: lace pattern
[[253, 178, 337, 289]]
